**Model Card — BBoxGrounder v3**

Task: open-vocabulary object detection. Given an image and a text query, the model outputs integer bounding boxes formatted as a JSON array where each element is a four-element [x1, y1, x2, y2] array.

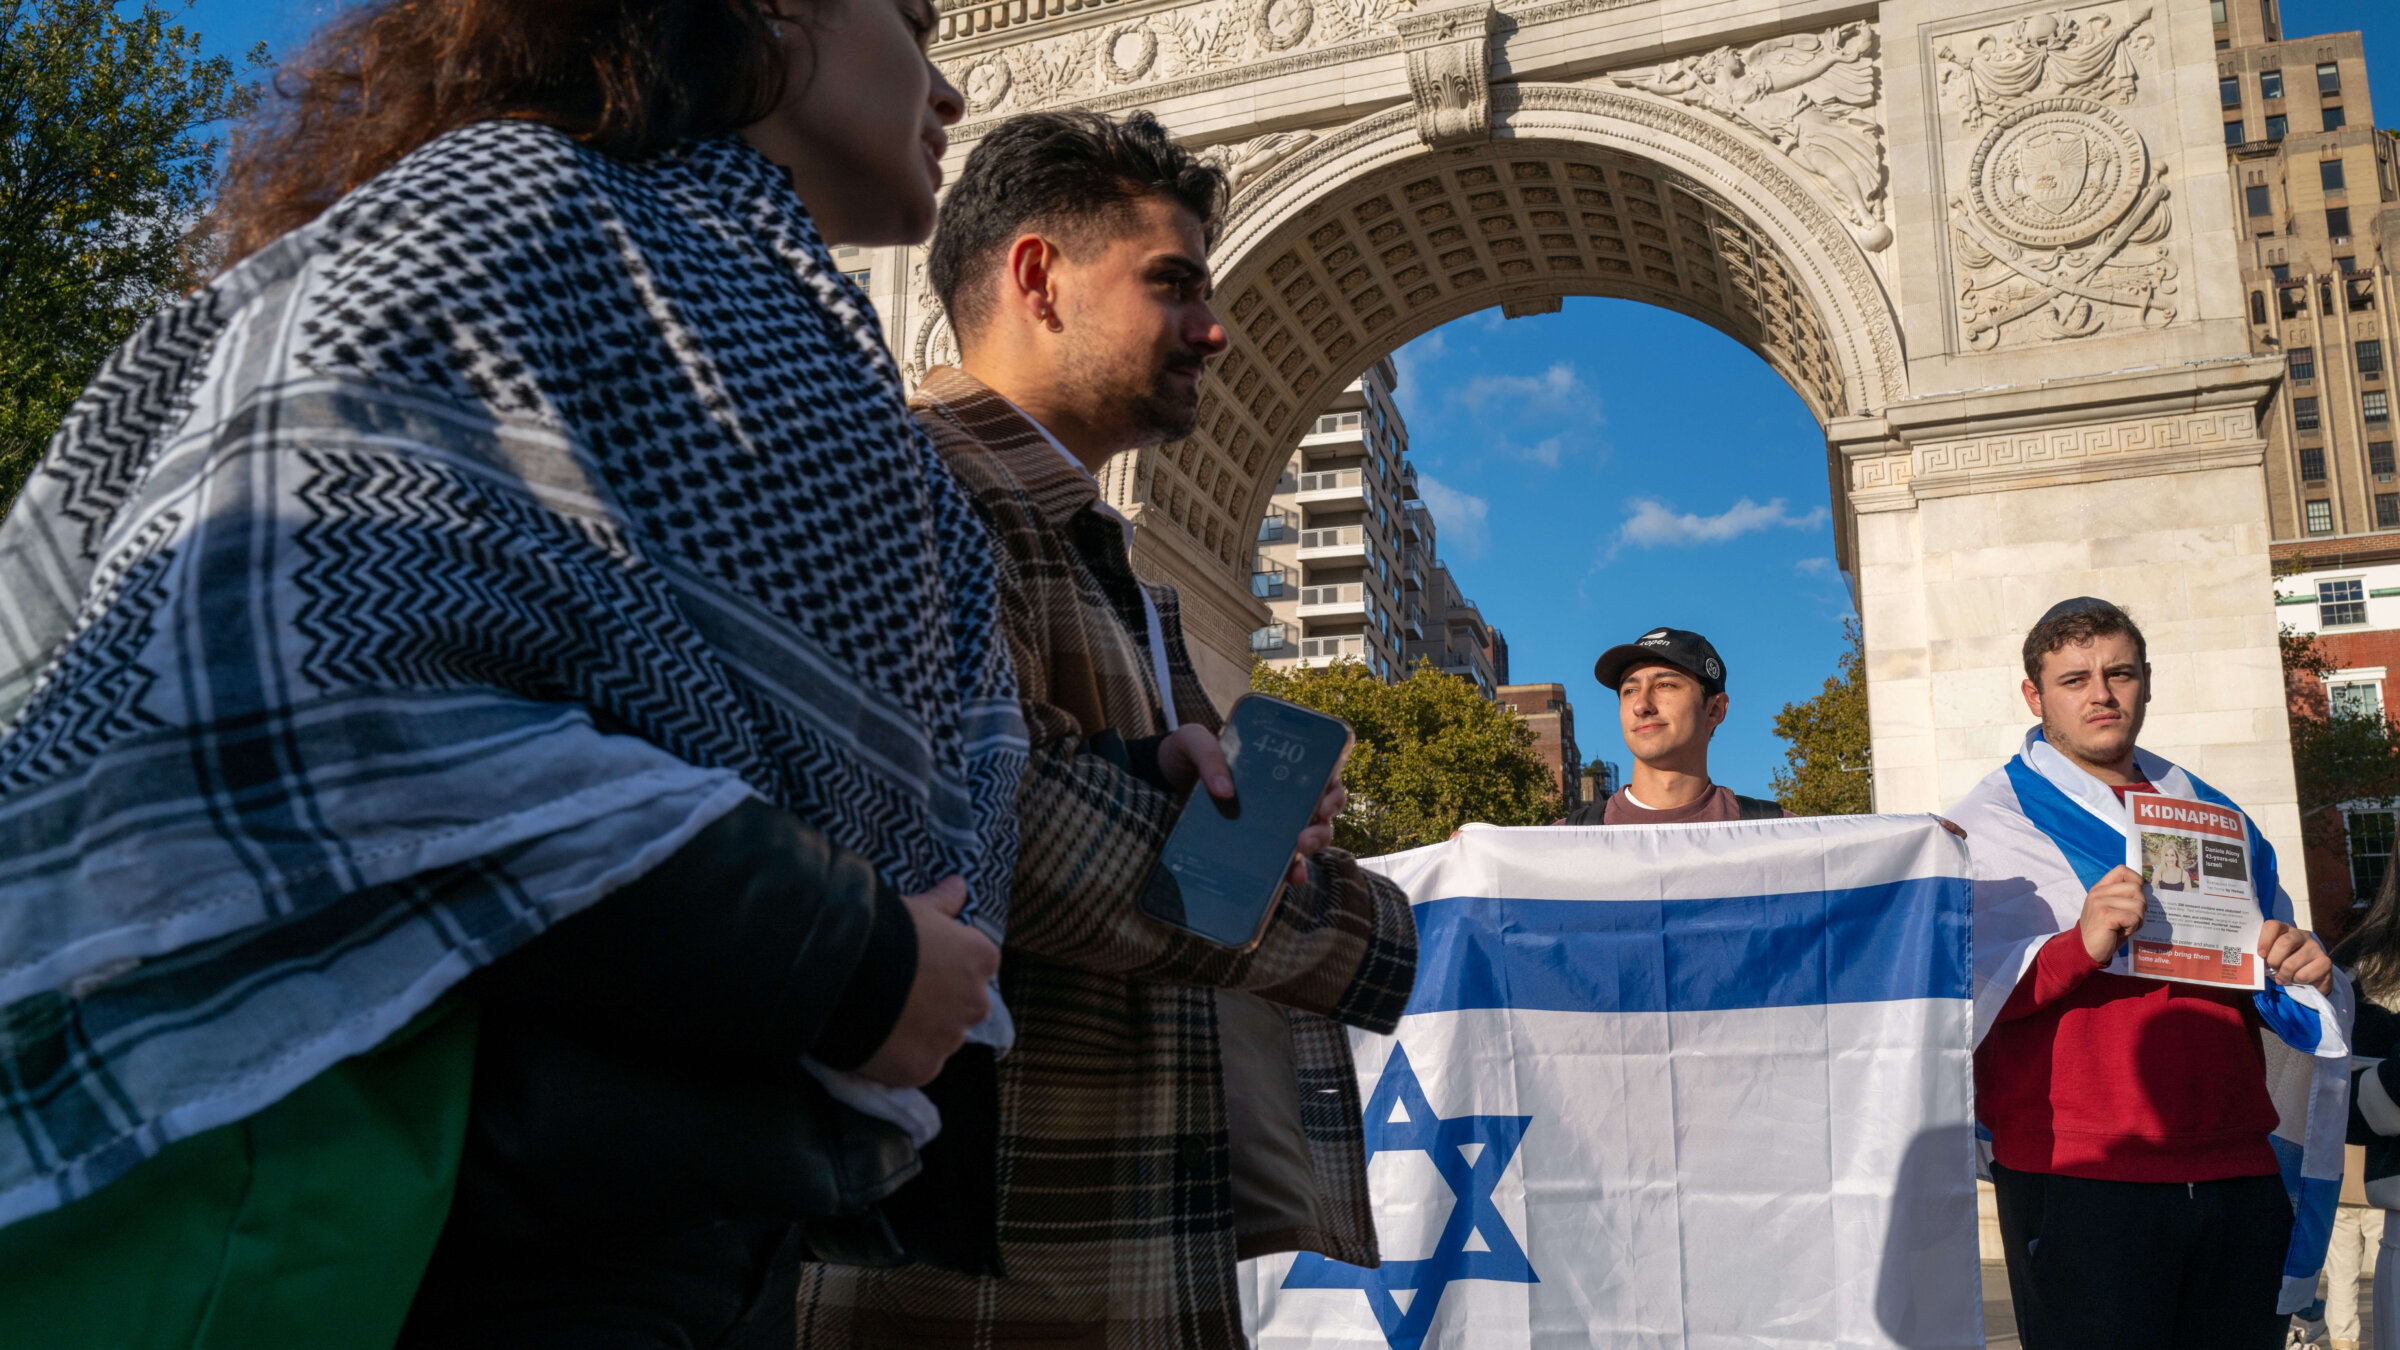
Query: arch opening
[[1126, 95, 1901, 696]]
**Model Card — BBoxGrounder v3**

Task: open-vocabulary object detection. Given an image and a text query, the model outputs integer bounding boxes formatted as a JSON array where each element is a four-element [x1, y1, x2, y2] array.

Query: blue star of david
[[1281, 1045, 1536, 1350]]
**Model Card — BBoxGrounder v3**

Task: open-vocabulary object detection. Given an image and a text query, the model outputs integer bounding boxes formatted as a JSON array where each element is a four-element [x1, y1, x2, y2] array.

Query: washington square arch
[[851, 0, 2306, 898]]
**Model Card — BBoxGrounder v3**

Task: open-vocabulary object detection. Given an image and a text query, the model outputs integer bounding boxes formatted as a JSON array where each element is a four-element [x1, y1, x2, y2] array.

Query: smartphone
[[1137, 694, 1355, 950]]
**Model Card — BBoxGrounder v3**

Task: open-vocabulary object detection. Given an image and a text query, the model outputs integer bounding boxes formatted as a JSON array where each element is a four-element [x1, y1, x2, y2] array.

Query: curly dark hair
[[928, 110, 1226, 340], [2021, 598, 2148, 683], [215, 0, 789, 267]]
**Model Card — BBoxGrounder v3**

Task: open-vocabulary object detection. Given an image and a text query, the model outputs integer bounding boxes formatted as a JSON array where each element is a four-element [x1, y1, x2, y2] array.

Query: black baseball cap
[[1595, 627, 1727, 696]]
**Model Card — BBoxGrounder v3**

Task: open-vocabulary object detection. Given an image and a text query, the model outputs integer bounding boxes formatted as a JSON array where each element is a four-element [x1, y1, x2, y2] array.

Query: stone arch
[[1135, 87, 1906, 675]]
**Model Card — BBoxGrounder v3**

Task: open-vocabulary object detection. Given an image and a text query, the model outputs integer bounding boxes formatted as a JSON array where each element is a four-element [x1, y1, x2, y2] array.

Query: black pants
[[1990, 1161, 2293, 1350]]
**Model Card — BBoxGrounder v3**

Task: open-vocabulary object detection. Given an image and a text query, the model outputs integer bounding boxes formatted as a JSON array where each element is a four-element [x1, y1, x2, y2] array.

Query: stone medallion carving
[[1965, 98, 2146, 249], [1948, 97, 2172, 347], [1934, 5, 2170, 348], [1254, 0, 1314, 51], [1100, 23, 1159, 82], [959, 56, 1012, 112]]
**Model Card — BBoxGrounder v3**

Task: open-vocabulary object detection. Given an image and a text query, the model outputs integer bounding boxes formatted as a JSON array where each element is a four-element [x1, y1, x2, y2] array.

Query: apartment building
[[2219, 4, 2399, 550], [2222, 0, 2400, 937], [1252, 359, 1498, 694], [1497, 683, 1584, 813]]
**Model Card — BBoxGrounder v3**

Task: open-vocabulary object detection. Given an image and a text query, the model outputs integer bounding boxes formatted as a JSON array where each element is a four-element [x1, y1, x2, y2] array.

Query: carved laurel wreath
[[1254, 0, 1315, 51], [1101, 22, 1159, 81]]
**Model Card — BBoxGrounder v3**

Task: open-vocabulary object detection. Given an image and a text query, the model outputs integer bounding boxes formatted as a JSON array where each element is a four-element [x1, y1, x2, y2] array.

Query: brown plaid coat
[[796, 369, 1416, 1350]]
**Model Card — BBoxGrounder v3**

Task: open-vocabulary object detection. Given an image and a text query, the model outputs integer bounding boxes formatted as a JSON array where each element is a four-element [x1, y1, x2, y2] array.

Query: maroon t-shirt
[[1599, 785, 1775, 824]]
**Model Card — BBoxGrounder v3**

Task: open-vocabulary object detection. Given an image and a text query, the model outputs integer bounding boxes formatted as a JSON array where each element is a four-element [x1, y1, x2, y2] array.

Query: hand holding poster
[[2120, 793, 2263, 989]]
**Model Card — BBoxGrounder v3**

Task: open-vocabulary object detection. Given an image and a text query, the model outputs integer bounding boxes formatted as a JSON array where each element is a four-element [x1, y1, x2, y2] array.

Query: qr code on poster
[[2222, 946, 2243, 967]]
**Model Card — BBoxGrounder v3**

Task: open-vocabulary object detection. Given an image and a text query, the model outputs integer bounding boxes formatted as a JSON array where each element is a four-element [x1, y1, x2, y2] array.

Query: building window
[[2324, 105, 2348, 133], [2296, 397, 2320, 432], [2246, 184, 2273, 216], [2262, 68, 2284, 98], [2282, 282, 2309, 318], [2291, 346, 2315, 380], [2267, 114, 2289, 141], [2319, 61, 2342, 95], [2322, 577, 2368, 624], [2323, 160, 2348, 193], [2374, 441, 2396, 475], [2211, 0, 2227, 18], [2225, 120, 2246, 146], [2363, 341, 2385, 377], [2380, 494, 2400, 528], [2333, 679, 2385, 719], [2368, 390, 2391, 426], [2352, 810, 2396, 904], [2300, 446, 2326, 480], [2309, 499, 2336, 533], [2274, 263, 2293, 281], [2251, 290, 2270, 324], [2340, 256, 2361, 275], [2329, 206, 2352, 240], [2220, 75, 2241, 106]]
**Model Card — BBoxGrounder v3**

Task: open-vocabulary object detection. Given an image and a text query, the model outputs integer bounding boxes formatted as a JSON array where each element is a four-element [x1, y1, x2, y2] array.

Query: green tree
[[0, 0, 265, 519], [1769, 617, 1873, 815], [1250, 658, 1560, 855], [2283, 624, 2400, 854]]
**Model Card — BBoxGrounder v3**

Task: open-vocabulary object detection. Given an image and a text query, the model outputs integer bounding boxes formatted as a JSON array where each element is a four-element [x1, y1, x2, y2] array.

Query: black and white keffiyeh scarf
[[0, 120, 1026, 1225]]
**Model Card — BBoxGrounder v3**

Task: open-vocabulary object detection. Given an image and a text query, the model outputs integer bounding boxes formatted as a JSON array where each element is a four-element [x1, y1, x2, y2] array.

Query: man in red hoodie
[[1953, 598, 2336, 1350]]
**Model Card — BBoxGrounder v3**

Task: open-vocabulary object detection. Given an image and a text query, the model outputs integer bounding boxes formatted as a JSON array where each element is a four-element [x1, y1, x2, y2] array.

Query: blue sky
[[171, 0, 2396, 797]]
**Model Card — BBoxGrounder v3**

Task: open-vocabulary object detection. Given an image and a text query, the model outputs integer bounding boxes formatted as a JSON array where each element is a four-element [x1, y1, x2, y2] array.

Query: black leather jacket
[[403, 798, 930, 1347]]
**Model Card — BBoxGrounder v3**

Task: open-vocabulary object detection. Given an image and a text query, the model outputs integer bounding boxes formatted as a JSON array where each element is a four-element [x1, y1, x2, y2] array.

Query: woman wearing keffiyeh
[[0, 1, 1023, 1345]]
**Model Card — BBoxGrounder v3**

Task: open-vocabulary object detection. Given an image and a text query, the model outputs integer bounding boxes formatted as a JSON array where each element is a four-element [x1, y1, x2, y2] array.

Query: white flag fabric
[[1241, 814, 1983, 1350]]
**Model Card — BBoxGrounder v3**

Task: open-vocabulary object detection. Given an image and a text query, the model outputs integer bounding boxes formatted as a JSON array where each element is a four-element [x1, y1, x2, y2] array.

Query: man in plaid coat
[[795, 111, 1418, 1348]]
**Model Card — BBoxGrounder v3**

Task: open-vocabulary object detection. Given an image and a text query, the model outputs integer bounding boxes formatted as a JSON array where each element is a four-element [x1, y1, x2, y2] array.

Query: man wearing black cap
[[1560, 627, 1786, 826]]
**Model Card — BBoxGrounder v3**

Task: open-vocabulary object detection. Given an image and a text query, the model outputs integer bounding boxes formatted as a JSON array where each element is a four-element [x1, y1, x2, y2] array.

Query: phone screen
[[1138, 696, 1353, 947]]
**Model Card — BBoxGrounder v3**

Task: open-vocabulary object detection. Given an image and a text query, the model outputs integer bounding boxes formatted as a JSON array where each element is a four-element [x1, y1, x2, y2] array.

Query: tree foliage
[[0, 0, 265, 519], [1769, 617, 1873, 816], [1250, 658, 1560, 855], [2283, 624, 2400, 854]]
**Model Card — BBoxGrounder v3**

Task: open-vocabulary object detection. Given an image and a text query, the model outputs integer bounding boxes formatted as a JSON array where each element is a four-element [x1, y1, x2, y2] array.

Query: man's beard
[[1124, 359, 1205, 445]]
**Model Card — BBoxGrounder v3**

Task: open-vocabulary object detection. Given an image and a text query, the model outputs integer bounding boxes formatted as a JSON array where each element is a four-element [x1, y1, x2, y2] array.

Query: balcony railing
[[1300, 583, 1366, 608], [1296, 469, 1366, 498], [1300, 635, 1367, 665], [1250, 564, 1291, 599], [1298, 525, 1369, 555], [1257, 508, 1293, 543], [1250, 623, 1296, 653]]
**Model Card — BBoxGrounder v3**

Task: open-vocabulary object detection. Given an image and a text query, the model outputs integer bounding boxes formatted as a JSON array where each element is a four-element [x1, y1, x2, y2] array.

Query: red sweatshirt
[[1973, 783, 2279, 1182]]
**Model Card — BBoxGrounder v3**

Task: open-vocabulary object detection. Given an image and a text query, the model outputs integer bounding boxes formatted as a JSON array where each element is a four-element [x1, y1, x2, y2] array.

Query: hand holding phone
[[1154, 723, 1346, 889], [1138, 695, 1355, 949]]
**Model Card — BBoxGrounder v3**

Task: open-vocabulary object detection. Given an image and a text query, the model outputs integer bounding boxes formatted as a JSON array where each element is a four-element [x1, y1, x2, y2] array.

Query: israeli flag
[[1242, 814, 1984, 1350]]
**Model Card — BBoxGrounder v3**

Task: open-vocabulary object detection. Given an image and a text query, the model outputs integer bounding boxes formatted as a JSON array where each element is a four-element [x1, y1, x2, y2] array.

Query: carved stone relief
[[1936, 7, 2153, 127], [939, 0, 1413, 129], [1934, 6, 2171, 348], [1609, 22, 1890, 251], [1196, 130, 1321, 194], [1398, 1, 1499, 149]]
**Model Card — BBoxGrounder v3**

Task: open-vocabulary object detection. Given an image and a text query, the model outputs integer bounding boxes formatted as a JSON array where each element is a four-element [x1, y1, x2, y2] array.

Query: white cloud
[[1512, 436, 1565, 468], [1460, 362, 1583, 410], [1794, 556, 1835, 576], [1415, 473, 1491, 560], [1616, 496, 1828, 549]]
